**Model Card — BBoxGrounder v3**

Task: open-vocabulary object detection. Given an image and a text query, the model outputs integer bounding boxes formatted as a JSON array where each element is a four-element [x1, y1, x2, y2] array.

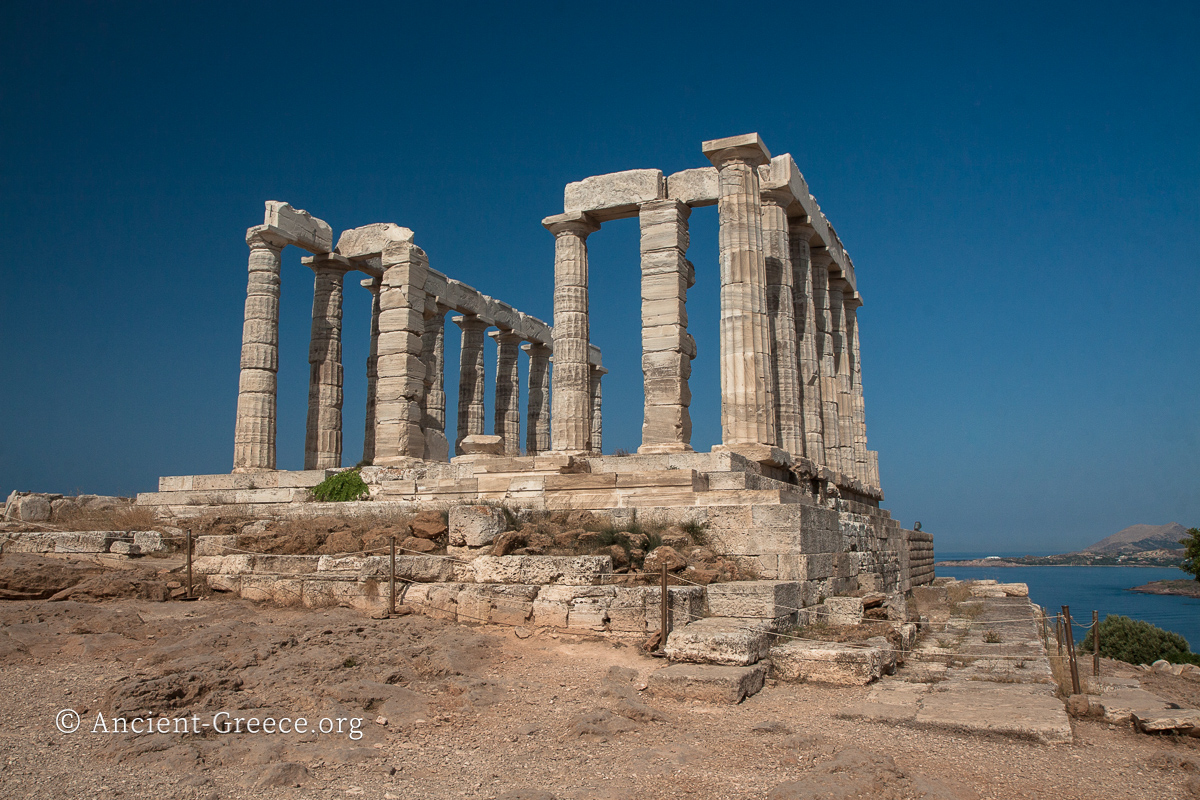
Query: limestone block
[[607, 587, 649, 634], [263, 201, 333, 254], [191, 554, 255, 575], [403, 583, 462, 621], [644, 586, 706, 631], [335, 223, 414, 258], [53, 532, 118, 553], [666, 168, 719, 207], [664, 618, 772, 666], [132, 531, 166, 553], [824, 596, 864, 626], [471, 555, 612, 586], [194, 535, 238, 557], [770, 641, 883, 686], [207, 574, 241, 593], [109, 541, 141, 556], [705, 581, 800, 625], [457, 584, 539, 626], [11, 495, 51, 522], [448, 505, 507, 547], [459, 435, 504, 456], [564, 169, 665, 221], [646, 663, 767, 704]]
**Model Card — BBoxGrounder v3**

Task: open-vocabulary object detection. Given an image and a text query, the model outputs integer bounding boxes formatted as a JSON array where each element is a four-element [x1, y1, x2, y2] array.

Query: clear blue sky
[[2, 1, 1196, 554]]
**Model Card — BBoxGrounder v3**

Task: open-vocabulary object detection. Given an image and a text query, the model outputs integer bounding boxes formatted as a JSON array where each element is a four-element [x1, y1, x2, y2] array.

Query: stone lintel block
[[666, 167, 718, 207], [646, 663, 767, 704], [664, 617, 772, 666], [335, 222, 414, 259], [263, 201, 333, 254], [542, 210, 601, 235], [705, 581, 800, 622], [564, 169, 666, 222], [701, 133, 771, 166], [770, 641, 882, 686]]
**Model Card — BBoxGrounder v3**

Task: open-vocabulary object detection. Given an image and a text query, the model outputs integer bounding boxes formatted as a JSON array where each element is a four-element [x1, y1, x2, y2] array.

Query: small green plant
[[311, 469, 369, 502], [681, 519, 708, 545], [936, 638, 954, 649], [341, 657, 359, 668], [1080, 614, 1200, 666], [1180, 527, 1200, 581], [982, 630, 1002, 644]]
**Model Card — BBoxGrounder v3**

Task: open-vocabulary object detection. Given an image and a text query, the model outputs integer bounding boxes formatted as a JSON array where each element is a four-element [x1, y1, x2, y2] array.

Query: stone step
[[646, 663, 767, 704], [157, 471, 333, 492], [770, 641, 885, 686], [137, 488, 313, 506], [664, 617, 773, 666]]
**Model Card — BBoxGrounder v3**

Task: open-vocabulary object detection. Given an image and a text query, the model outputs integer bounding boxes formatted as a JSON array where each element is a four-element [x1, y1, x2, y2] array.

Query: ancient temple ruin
[[141, 133, 933, 599]]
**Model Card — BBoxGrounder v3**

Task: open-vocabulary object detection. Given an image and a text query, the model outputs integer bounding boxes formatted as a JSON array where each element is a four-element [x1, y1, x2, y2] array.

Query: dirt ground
[[1, 557, 1200, 800]]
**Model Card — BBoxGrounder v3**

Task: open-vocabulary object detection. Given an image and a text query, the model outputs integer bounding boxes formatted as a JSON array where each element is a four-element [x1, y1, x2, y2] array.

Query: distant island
[[936, 522, 1189, 569], [1130, 579, 1200, 598]]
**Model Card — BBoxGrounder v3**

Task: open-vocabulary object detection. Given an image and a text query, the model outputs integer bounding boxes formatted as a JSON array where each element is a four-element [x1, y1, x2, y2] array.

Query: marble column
[[374, 242, 428, 464], [454, 315, 488, 454], [543, 211, 600, 454], [233, 226, 287, 472], [761, 189, 803, 458], [523, 342, 551, 456], [702, 134, 777, 448], [303, 259, 346, 470], [361, 277, 381, 465], [638, 199, 695, 454], [590, 364, 607, 455], [810, 249, 843, 474], [846, 298, 870, 484], [421, 307, 449, 462], [790, 221, 824, 464], [828, 280, 856, 480], [491, 329, 523, 455]]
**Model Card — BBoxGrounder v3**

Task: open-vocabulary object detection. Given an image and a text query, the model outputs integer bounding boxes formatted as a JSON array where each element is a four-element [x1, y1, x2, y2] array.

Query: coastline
[[936, 559, 1181, 568], [1130, 579, 1200, 598]]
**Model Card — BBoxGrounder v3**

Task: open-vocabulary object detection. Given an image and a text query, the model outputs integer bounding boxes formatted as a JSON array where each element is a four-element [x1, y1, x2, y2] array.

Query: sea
[[935, 551, 1200, 652]]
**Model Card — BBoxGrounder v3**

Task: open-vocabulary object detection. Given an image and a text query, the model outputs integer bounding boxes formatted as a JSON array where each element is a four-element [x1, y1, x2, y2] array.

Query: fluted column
[[790, 222, 823, 463], [828, 280, 856, 479], [361, 277, 381, 465], [233, 227, 287, 472], [761, 190, 803, 458], [638, 199, 695, 453], [374, 242, 429, 464], [846, 298, 870, 484], [523, 342, 551, 456], [304, 260, 346, 470], [543, 211, 600, 454], [491, 329, 523, 455], [421, 307, 449, 462], [590, 365, 607, 454], [454, 315, 488, 454], [810, 249, 843, 474], [702, 134, 777, 448]]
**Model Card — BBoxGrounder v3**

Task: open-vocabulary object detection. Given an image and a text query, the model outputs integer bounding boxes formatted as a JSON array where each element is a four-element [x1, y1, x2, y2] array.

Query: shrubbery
[[1081, 614, 1200, 666], [310, 469, 369, 502]]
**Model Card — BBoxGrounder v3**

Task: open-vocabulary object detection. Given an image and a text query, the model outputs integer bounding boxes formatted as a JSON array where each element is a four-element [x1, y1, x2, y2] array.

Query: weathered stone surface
[[564, 169, 665, 221], [9, 495, 51, 522], [665, 618, 772, 666], [824, 596, 865, 626], [666, 167, 718, 207], [643, 545, 687, 573], [459, 434, 503, 456], [471, 555, 612, 586], [449, 505, 506, 547], [646, 663, 767, 704], [705, 581, 799, 624], [1132, 708, 1200, 735], [771, 641, 883, 685], [334, 222, 413, 259], [264, 201, 332, 254]]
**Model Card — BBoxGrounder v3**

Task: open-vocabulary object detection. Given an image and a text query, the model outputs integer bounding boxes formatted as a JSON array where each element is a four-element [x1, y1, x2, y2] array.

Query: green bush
[[1080, 614, 1200, 666], [1181, 526, 1200, 581], [310, 469, 369, 502]]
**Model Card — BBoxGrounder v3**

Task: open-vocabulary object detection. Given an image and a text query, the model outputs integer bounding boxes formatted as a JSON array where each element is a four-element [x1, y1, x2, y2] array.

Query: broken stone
[[646, 663, 767, 704], [664, 618, 772, 666], [448, 505, 506, 547]]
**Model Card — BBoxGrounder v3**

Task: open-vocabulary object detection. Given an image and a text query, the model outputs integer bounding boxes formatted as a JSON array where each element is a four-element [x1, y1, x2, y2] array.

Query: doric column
[[846, 298, 870, 484], [303, 259, 347, 470], [454, 315, 488, 454], [810, 249, 843, 474], [233, 226, 287, 472], [543, 211, 600, 454], [868, 450, 880, 488], [590, 364, 607, 454], [702, 133, 777, 448], [828, 280, 856, 480], [638, 199, 695, 454], [491, 329, 523, 455], [523, 342, 551, 456], [790, 221, 824, 464], [374, 242, 429, 464], [421, 307, 449, 462], [361, 277, 381, 465], [761, 189, 803, 458]]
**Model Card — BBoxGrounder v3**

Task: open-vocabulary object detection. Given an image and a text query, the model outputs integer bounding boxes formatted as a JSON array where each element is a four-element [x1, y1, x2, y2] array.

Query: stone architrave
[[846, 299, 870, 483], [543, 211, 600, 454], [454, 315, 488, 454], [828, 280, 856, 480], [761, 187, 803, 458], [790, 221, 824, 464], [590, 365, 607, 454], [373, 242, 429, 464], [233, 226, 287, 472], [638, 199, 695, 454], [361, 277, 381, 465], [304, 258, 348, 470], [421, 308, 449, 462], [523, 342, 551, 456], [810, 248, 842, 474], [491, 330, 523, 456], [702, 133, 777, 449]]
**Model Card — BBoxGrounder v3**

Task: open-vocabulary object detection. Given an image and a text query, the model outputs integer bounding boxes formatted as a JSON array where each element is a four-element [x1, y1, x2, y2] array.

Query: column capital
[[702, 132, 772, 168], [452, 314, 489, 332], [246, 225, 289, 251], [302, 253, 354, 273], [542, 211, 600, 238], [361, 276, 380, 292], [809, 248, 834, 271], [489, 329, 524, 345], [521, 340, 552, 355], [788, 219, 817, 242], [760, 186, 796, 209]]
